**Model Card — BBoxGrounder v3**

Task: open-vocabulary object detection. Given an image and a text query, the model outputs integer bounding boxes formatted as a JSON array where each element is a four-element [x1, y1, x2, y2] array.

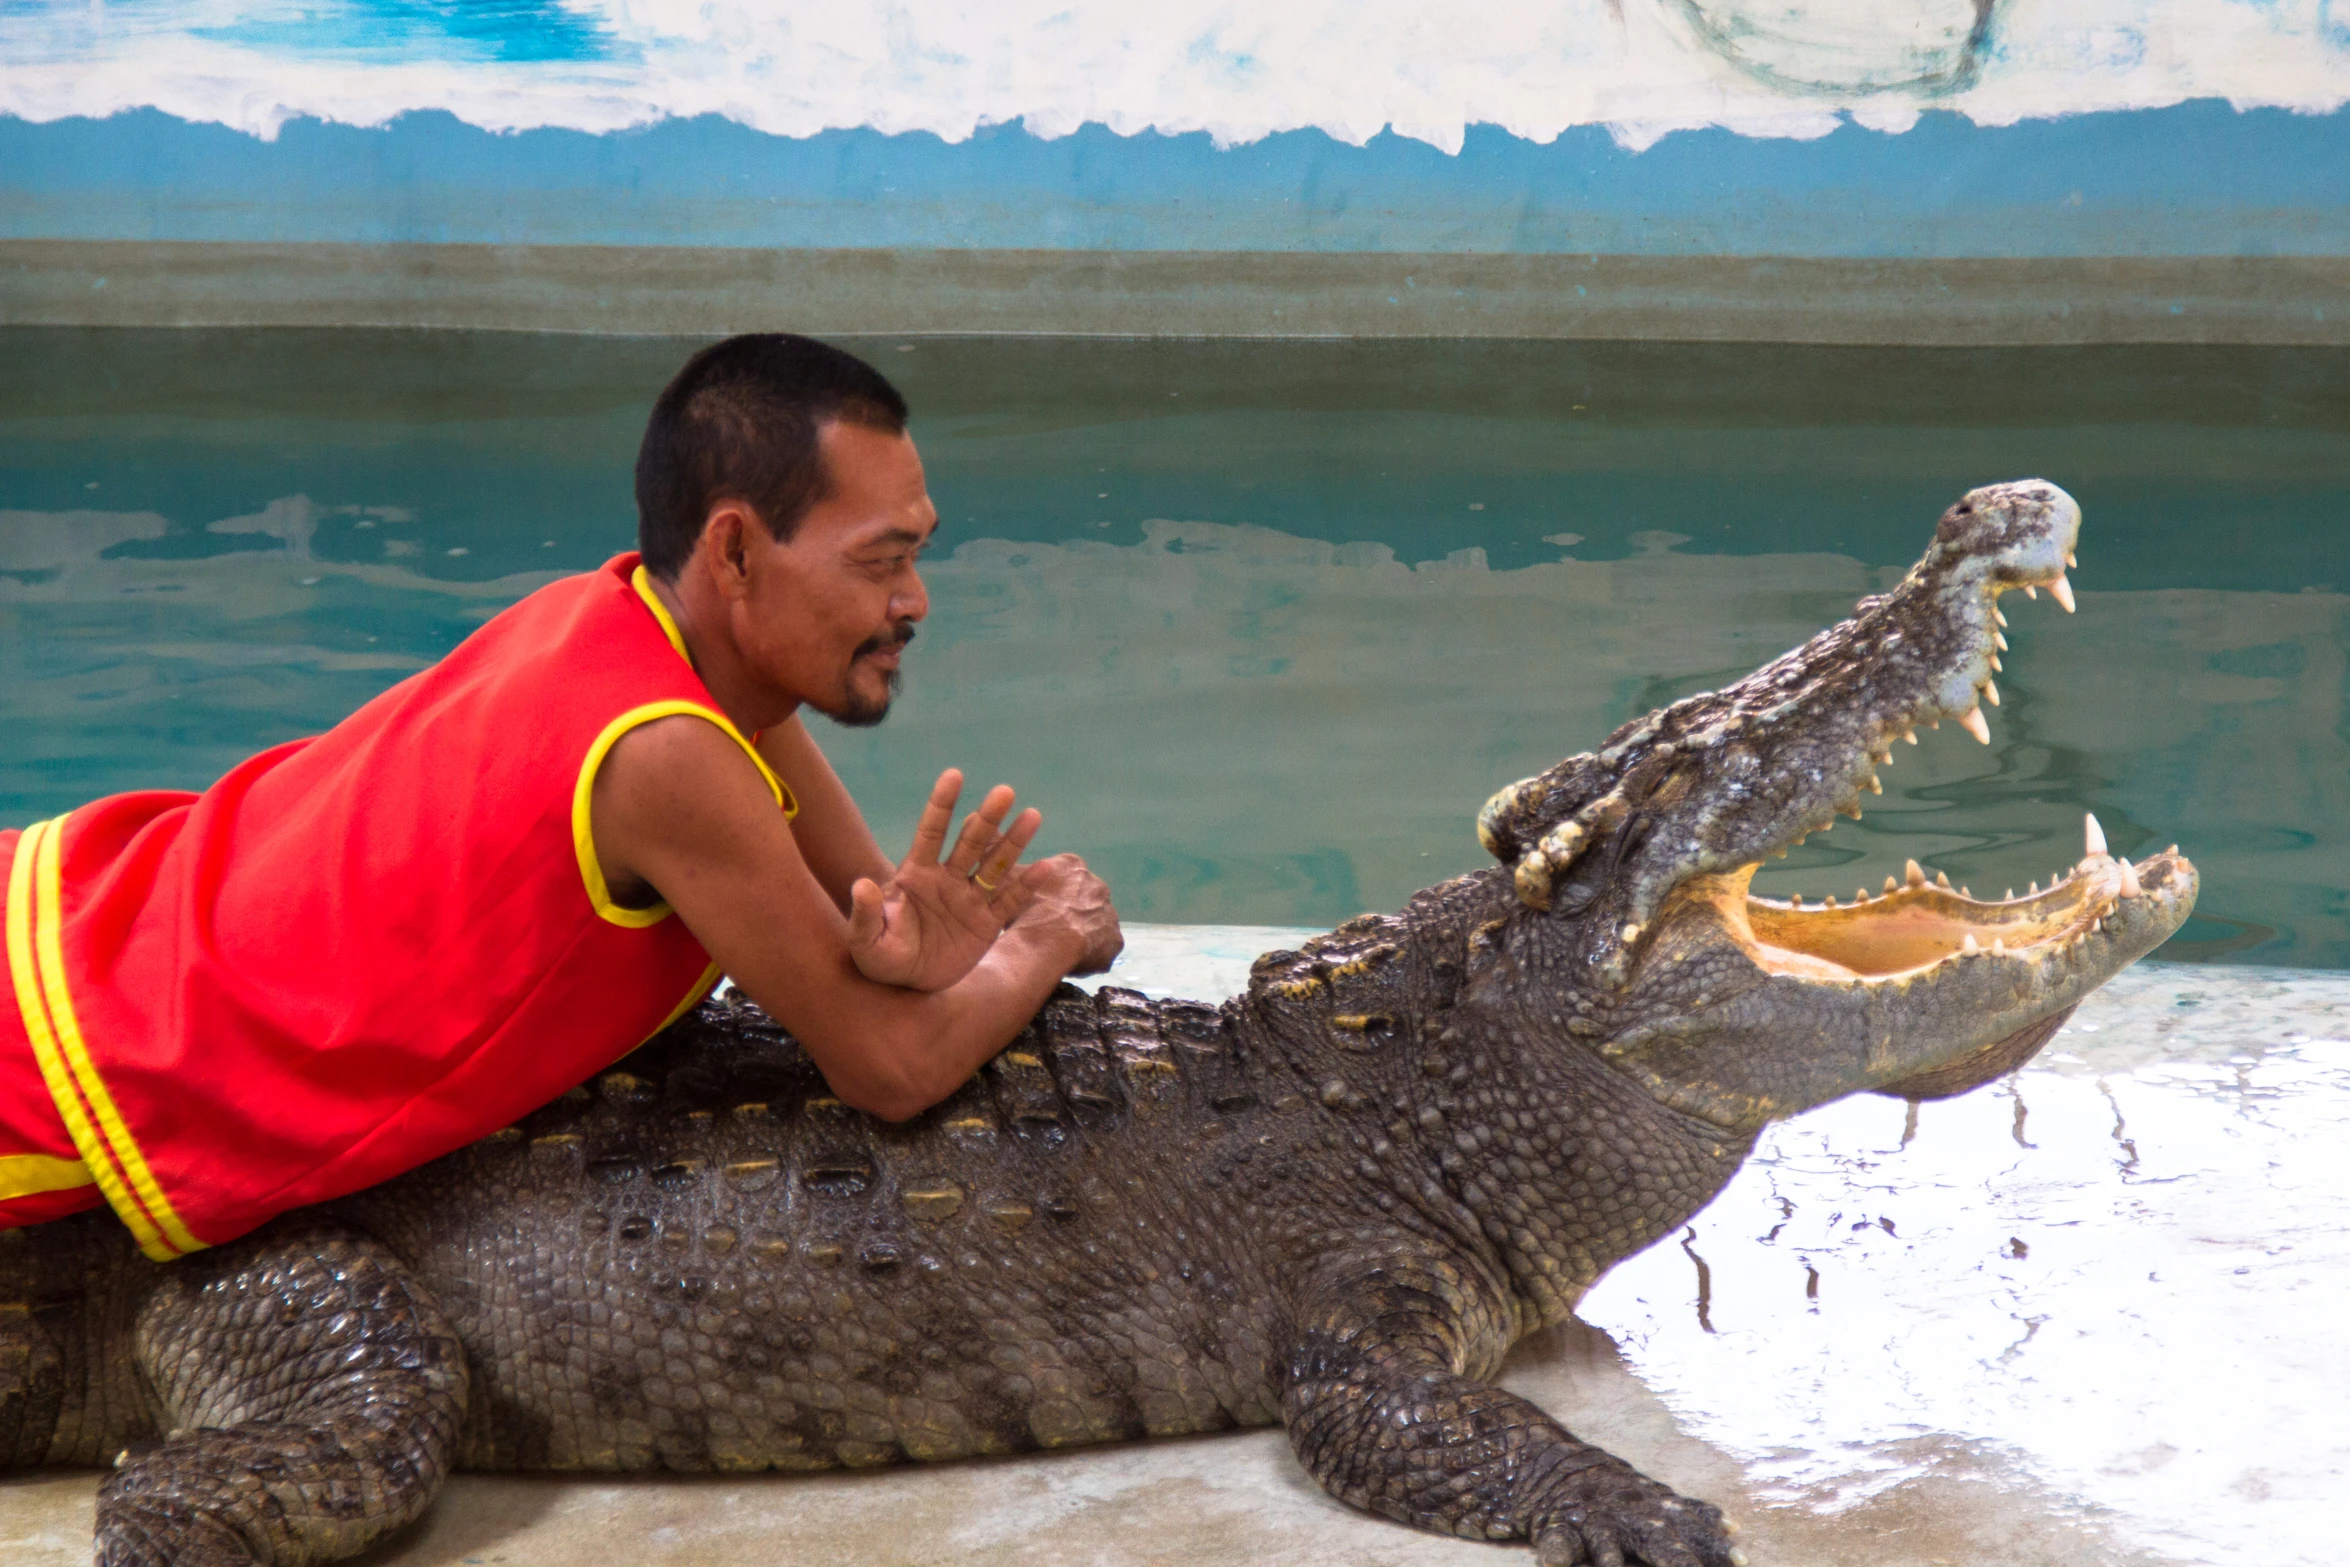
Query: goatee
[[826, 667, 901, 728], [827, 622, 914, 727]]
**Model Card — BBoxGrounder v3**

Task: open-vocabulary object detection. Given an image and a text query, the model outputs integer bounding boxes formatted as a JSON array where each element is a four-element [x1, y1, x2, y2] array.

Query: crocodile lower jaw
[[1678, 818, 2195, 984]]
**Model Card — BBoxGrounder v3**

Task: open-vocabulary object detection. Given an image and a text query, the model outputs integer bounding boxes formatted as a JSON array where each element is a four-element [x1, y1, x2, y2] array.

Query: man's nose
[[895, 567, 930, 624]]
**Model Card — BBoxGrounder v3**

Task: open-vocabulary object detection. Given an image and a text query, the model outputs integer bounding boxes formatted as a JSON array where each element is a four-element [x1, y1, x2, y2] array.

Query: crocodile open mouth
[[1479, 479, 2198, 994], [1694, 818, 2195, 985], [1644, 495, 2190, 986], [1666, 533, 2196, 986]]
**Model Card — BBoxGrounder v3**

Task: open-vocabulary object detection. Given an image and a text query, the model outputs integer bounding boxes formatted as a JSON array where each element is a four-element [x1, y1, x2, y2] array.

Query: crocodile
[[2, 479, 2197, 1567]]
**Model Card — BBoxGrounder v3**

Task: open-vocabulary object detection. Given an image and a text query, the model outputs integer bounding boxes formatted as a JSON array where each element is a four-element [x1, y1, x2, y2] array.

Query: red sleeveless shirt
[[0, 554, 792, 1260]]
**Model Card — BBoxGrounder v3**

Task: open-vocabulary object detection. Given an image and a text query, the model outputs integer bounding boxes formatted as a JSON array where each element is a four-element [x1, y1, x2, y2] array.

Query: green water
[[2, 329, 2344, 964]]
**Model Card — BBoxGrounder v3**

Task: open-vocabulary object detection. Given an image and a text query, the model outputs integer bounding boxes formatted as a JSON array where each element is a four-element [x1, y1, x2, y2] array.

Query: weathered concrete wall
[[6, 105, 2347, 258], [8, 241, 2345, 343], [4, 3, 2345, 341]]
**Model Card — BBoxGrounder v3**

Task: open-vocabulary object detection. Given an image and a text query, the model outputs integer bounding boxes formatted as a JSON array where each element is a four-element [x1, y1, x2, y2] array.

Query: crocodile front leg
[[99, 1223, 468, 1567], [1280, 1262, 1741, 1567]]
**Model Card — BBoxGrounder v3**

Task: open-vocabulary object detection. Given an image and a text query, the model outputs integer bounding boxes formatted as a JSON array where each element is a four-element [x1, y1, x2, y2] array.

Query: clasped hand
[[845, 769, 1121, 991]]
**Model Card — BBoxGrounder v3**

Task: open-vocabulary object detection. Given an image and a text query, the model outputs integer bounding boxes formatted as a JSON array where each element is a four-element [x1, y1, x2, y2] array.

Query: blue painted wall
[[5, 102, 2347, 257]]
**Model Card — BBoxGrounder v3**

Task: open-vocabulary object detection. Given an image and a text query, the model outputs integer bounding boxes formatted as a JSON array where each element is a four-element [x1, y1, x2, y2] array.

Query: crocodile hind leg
[[98, 1222, 469, 1567], [1281, 1263, 1741, 1567]]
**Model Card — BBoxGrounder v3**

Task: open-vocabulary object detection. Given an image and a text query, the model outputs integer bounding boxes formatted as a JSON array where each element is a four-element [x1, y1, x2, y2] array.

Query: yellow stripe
[[8, 819, 173, 1258], [27, 817, 205, 1259], [7, 819, 145, 1242], [647, 959, 724, 1043], [631, 564, 692, 663], [0, 1152, 93, 1203], [622, 566, 796, 814], [573, 701, 798, 928]]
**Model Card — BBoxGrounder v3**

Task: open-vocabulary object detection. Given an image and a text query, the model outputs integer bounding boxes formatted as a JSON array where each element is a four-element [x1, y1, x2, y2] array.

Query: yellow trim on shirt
[[649, 959, 725, 1044], [7, 815, 203, 1260], [8, 818, 146, 1245], [0, 1152, 93, 1203], [630, 564, 692, 662], [573, 702, 797, 928]]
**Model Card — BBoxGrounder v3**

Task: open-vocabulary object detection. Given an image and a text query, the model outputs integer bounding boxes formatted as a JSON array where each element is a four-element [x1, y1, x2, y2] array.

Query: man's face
[[733, 420, 936, 726]]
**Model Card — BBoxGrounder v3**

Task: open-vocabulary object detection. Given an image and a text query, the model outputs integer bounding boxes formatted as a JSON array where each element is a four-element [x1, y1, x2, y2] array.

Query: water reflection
[[0, 496, 562, 815], [4, 331, 2345, 962], [3, 500, 2345, 962]]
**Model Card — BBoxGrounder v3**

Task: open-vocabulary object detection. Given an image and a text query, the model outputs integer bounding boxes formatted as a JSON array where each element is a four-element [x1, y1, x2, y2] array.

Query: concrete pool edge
[[7, 241, 2347, 345]]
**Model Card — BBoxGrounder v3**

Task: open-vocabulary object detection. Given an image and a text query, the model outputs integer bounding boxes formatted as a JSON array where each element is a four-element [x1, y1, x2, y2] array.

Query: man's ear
[[698, 502, 761, 601]]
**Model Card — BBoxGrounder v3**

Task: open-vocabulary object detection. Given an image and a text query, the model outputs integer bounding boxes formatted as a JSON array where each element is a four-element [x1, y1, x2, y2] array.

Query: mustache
[[854, 622, 917, 659]]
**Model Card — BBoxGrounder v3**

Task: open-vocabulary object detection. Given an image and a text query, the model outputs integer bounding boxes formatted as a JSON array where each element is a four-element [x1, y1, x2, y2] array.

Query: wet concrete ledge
[[6, 241, 2346, 344]]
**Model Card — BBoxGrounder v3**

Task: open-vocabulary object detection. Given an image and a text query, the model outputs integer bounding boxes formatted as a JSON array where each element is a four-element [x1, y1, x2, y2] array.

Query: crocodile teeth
[[1865, 775, 1883, 794], [1905, 859, 1927, 887], [1990, 654, 2003, 672], [2029, 879, 2040, 895], [2066, 549, 2078, 567], [1995, 607, 2008, 627], [2084, 812, 2108, 858], [2119, 859, 2142, 897], [2005, 888, 2015, 901], [1994, 632, 2009, 651], [1960, 706, 1992, 744], [1884, 875, 1900, 893], [1962, 933, 1980, 954], [1936, 870, 1952, 889], [1983, 678, 2000, 706], [1992, 936, 2007, 955], [1902, 729, 1918, 745], [2025, 586, 2038, 599], [2050, 574, 2076, 613]]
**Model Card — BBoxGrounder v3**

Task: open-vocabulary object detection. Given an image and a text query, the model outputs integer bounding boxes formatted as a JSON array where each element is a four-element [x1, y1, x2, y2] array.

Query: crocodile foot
[[1529, 1455, 1744, 1567], [99, 1223, 469, 1567], [1283, 1298, 1748, 1567], [96, 1489, 270, 1567]]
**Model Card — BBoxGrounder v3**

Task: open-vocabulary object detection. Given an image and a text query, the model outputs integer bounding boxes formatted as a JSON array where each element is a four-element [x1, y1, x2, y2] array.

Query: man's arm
[[762, 716, 1059, 993], [755, 715, 890, 913], [591, 714, 1116, 1122]]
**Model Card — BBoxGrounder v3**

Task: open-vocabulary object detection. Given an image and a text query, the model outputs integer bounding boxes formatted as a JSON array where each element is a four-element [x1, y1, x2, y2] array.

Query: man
[[0, 333, 1121, 1263]]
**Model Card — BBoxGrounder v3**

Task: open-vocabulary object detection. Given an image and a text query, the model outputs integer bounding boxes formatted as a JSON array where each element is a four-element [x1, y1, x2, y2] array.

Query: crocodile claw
[[1530, 1461, 1743, 1567]]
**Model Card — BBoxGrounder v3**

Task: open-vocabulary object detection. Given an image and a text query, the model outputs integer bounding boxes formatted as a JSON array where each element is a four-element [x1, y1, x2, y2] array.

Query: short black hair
[[635, 334, 910, 577]]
